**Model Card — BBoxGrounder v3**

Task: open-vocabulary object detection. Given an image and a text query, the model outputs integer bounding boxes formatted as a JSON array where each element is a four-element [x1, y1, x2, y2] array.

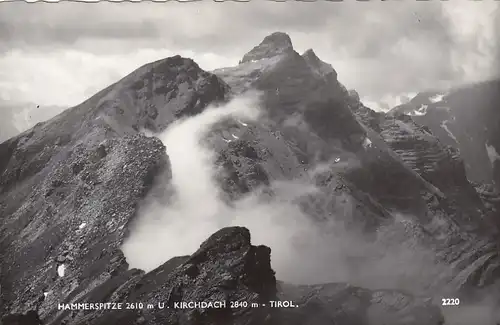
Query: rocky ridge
[[0, 56, 226, 323]]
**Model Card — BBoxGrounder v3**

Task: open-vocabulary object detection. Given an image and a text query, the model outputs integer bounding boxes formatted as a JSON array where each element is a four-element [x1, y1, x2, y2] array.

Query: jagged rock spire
[[241, 32, 295, 63], [301, 48, 337, 80]]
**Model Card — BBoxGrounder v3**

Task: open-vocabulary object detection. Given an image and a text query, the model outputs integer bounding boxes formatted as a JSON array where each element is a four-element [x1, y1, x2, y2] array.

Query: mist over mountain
[[1, 32, 500, 325], [0, 101, 66, 143]]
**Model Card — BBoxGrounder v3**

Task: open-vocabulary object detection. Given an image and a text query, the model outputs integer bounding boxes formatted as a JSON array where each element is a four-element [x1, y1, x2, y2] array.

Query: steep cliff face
[[349, 97, 494, 228], [214, 34, 500, 294], [390, 80, 500, 190], [1, 32, 499, 325], [345, 99, 500, 296]]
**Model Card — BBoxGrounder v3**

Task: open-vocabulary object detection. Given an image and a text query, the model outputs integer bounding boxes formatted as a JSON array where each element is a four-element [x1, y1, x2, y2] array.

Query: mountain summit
[[301, 48, 337, 80], [241, 32, 295, 63]]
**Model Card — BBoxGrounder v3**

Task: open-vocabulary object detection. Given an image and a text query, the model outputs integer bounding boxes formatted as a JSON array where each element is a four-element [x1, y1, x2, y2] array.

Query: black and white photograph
[[0, 1, 499, 324]]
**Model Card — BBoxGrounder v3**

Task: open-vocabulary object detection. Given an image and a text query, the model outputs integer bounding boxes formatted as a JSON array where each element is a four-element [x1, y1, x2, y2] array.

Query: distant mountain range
[[1, 32, 499, 325], [0, 101, 66, 143]]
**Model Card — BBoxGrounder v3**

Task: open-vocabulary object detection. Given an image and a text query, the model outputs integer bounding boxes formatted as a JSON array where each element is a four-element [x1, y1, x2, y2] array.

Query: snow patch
[[362, 137, 373, 149], [411, 104, 428, 116], [485, 143, 500, 165], [429, 93, 446, 103], [78, 222, 86, 230], [334, 157, 341, 163], [236, 55, 284, 74], [57, 264, 66, 277], [440, 120, 458, 143], [237, 120, 248, 127]]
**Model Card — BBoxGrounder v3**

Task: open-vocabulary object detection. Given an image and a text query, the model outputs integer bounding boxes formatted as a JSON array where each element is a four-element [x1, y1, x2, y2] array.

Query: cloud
[[121, 94, 454, 296], [0, 1, 498, 110], [121, 93, 500, 323], [0, 48, 238, 106]]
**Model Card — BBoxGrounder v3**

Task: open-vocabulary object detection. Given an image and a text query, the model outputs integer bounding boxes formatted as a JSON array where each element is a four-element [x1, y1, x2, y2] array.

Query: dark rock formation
[[0, 227, 445, 325], [44, 227, 278, 325], [1, 310, 43, 325]]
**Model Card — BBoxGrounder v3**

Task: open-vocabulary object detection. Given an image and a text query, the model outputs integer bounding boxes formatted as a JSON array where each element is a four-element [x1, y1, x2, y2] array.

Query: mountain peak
[[262, 31, 293, 46], [241, 32, 294, 64], [301, 48, 337, 80], [302, 48, 319, 60]]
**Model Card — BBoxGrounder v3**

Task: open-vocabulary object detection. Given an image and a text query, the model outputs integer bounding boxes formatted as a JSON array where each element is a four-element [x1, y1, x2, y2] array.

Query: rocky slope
[[0, 32, 499, 324], [389, 81, 500, 190], [349, 94, 499, 230], [0, 56, 227, 323], [2, 227, 444, 325], [214, 33, 500, 293]]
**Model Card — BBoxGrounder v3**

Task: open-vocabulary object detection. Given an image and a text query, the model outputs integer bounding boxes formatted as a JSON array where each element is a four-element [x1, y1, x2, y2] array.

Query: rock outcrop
[[1, 227, 445, 325], [45, 227, 278, 325], [1, 310, 43, 325]]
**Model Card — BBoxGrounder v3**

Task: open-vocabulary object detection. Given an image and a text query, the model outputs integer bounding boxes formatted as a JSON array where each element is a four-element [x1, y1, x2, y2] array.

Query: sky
[[0, 0, 498, 110]]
